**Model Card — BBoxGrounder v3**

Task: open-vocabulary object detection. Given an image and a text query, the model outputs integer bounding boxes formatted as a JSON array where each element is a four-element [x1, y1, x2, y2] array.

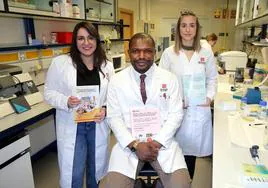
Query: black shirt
[[77, 65, 100, 87]]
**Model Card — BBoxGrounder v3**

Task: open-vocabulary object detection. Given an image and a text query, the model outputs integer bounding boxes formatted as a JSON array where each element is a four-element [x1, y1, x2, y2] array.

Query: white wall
[[0, 17, 26, 44], [118, 0, 238, 51], [0, 0, 4, 11], [149, 0, 237, 51]]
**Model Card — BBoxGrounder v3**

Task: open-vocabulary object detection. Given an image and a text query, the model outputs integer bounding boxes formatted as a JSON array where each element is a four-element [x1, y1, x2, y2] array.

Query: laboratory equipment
[[254, 47, 268, 87], [0, 73, 43, 118], [218, 51, 247, 72], [0, 64, 22, 76], [250, 145, 260, 165], [258, 100, 267, 120], [240, 96, 248, 110], [245, 87, 262, 104]]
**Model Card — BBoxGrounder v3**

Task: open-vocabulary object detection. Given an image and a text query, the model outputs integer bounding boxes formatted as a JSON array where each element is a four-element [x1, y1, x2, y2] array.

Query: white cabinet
[[7, 0, 85, 19], [235, 0, 244, 25], [256, 0, 268, 17], [100, 0, 114, 22], [0, 0, 4, 11], [86, 0, 115, 22], [0, 134, 34, 188], [236, 0, 268, 27], [241, 0, 255, 23]]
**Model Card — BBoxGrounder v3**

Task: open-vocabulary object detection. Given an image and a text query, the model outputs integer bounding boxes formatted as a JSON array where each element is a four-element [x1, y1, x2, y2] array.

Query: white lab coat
[[200, 39, 223, 73], [200, 39, 212, 51], [159, 46, 218, 156], [107, 64, 187, 179], [44, 55, 114, 188]]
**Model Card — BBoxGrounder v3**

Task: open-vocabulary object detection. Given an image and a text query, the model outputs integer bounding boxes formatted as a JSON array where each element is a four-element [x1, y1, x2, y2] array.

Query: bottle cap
[[241, 97, 247, 102], [259, 100, 267, 106]]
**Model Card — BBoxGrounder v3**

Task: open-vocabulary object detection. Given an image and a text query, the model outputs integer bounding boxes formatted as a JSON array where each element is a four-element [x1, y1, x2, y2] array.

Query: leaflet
[[73, 85, 100, 123], [182, 73, 206, 106], [130, 107, 161, 142]]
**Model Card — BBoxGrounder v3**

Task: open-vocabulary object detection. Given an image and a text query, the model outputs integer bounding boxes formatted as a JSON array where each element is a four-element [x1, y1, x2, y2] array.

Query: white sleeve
[[153, 75, 184, 148], [159, 49, 171, 71], [107, 78, 135, 149], [205, 51, 218, 100], [101, 61, 115, 107], [44, 58, 70, 112]]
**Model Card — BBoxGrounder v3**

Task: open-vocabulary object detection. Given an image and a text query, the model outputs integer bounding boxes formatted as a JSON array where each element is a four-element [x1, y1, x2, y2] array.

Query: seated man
[[103, 33, 191, 188]]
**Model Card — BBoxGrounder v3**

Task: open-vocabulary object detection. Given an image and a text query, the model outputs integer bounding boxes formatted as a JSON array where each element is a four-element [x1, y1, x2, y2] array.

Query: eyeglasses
[[129, 48, 155, 55]]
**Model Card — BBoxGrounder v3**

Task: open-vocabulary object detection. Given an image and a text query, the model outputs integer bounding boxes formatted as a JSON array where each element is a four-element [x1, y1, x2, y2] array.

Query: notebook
[[9, 96, 31, 114]]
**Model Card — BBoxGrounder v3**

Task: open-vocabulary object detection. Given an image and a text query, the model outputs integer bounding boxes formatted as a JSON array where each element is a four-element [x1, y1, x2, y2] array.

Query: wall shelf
[[0, 0, 129, 51], [236, 13, 268, 28], [0, 38, 130, 52], [242, 40, 268, 47], [0, 43, 71, 52]]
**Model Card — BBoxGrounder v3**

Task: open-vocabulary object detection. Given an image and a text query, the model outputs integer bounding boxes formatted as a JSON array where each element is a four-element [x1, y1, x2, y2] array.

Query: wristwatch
[[130, 141, 139, 152]]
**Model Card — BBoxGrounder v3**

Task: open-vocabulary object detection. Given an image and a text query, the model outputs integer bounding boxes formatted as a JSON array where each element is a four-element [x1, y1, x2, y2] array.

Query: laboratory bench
[[0, 102, 55, 141], [0, 102, 56, 188], [213, 75, 268, 188]]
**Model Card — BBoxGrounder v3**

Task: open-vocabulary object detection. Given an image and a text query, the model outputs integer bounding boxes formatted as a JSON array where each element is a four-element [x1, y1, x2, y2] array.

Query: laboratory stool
[[138, 162, 163, 188]]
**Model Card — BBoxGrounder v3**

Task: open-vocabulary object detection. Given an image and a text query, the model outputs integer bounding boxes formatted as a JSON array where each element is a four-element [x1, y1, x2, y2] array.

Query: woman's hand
[[198, 97, 211, 107], [67, 96, 80, 108], [94, 107, 106, 123]]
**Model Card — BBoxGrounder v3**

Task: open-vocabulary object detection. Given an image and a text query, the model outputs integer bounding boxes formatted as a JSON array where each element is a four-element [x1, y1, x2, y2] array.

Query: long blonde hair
[[174, 10, 201, 54]]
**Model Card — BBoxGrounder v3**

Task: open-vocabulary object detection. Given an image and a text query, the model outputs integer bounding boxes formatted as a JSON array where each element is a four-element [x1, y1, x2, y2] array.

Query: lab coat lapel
[[145, 68, 158, 104], [129, 68, 144, 104]]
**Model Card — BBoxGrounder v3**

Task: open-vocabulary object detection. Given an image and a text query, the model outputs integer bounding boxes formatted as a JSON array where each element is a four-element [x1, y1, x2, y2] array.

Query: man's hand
[[148, 140, 162, 151], [135, 142, 158, 161]]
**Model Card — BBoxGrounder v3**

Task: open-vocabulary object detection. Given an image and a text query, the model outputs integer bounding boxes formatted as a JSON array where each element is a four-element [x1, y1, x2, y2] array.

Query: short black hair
[[129, 33, 155, 49]]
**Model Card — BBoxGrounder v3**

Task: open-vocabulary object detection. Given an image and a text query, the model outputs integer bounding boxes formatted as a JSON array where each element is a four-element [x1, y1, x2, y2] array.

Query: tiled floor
[[32, 135, 212, 188]]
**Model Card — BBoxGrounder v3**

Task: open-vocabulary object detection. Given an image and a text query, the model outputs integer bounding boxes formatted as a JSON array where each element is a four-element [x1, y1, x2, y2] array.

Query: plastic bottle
[[72, 4, 80, 18], [240, 97, 247, 110], [52, 1, 60, 15], [258, 100, 267, 120], [60, 0, 68, 17], [27, 33, 32, 45], [263, 126, 268, 150]]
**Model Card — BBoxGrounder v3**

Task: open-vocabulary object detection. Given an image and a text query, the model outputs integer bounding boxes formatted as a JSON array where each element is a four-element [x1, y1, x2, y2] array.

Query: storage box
[[55, 32, 73, 44]]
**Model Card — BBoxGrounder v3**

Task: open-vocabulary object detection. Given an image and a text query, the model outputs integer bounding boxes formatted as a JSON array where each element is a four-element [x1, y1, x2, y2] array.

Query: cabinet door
[[242, 0, 255, 22], [100, 0, 115, 22], [257, 0, 268, 17], [0, 0, 4, 11], [7, 0, 57, 16], [7, 0, 84, 18], [86, 0, 101, 21], [236, 0, 244, 25]]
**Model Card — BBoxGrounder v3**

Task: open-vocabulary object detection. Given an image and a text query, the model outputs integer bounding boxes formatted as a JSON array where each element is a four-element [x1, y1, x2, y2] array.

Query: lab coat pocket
[[96, 121, 110, 147], [195, 106, 212, 124]]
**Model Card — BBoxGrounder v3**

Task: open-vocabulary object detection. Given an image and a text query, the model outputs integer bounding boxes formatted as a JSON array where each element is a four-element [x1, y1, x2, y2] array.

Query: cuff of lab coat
[[64, 96, 73, 112], [152, 136, 168, 149], [122, 137, 136, 149], [206, 94, 214, 102]]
